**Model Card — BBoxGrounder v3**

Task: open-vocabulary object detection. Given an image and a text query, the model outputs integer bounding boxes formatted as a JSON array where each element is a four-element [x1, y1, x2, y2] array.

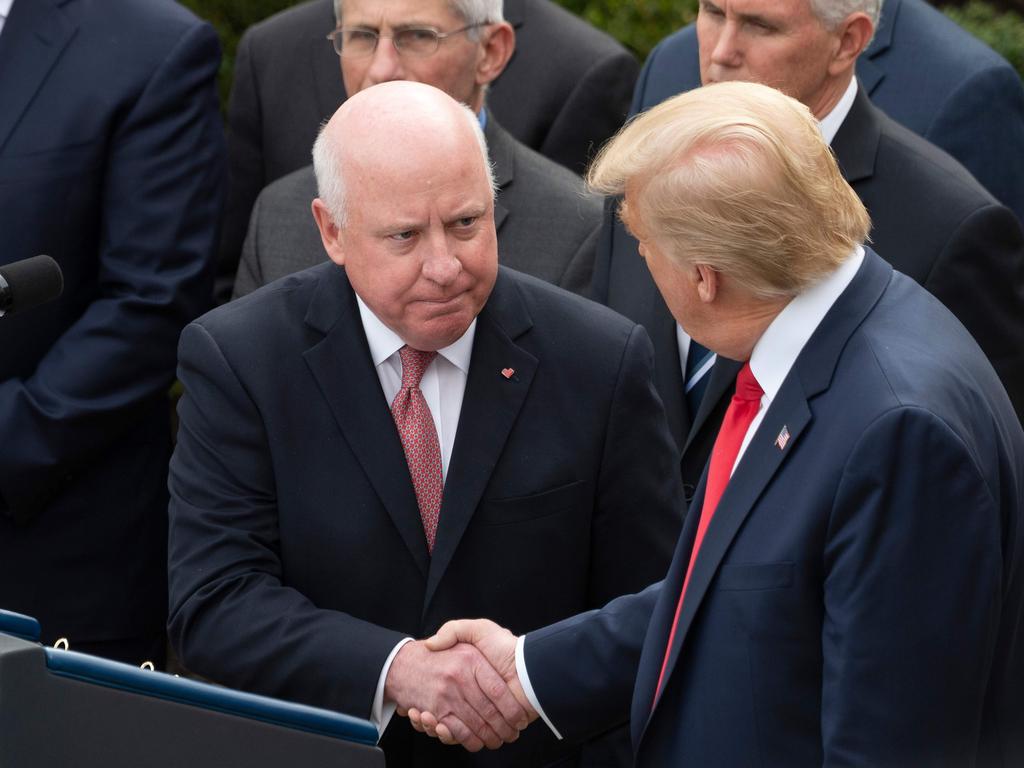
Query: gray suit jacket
[[233, 117, 602, 299], [218, 0, 638, 301]]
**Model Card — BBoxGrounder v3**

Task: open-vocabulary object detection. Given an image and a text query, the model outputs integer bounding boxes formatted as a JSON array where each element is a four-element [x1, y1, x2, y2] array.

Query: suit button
[[682, 483, 695, 503]]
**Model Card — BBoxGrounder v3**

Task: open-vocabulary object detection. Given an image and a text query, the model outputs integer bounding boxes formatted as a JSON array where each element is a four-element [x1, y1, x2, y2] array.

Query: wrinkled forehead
[[338, 0, 463, 28]]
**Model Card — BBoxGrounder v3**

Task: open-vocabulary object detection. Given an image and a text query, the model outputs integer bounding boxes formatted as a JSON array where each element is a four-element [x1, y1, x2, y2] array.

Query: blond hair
[[589, 81, 871, 299]]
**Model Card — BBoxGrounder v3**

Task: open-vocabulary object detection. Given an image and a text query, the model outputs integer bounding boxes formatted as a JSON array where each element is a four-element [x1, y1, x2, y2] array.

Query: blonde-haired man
[[417, 81, 1024, 767], [593, 0, 1024, 508]]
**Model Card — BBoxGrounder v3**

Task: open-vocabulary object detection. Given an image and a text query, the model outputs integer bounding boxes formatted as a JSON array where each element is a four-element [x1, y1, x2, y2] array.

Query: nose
[[709, 22, 742, 69], [365, 36, 404, 83], [421, 235, 462, 286]]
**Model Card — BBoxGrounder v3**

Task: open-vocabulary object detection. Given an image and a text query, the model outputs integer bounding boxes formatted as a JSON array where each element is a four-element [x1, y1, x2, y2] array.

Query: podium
[[0, 609, 385, 767]]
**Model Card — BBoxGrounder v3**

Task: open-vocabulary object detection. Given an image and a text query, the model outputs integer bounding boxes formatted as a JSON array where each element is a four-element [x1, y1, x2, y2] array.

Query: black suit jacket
[[593, 87, 1024, 494], [527, 250, 1024, 766], [168, 265, 683, 766], [216, 0, 639, 301], [0, 0, 223, 655], [233, 117, 601, 299]]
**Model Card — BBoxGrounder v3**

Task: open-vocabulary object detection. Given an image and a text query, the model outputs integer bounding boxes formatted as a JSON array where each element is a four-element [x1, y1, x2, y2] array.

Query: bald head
[[313, 81, 494, 227], [309, 81, 500, 351]]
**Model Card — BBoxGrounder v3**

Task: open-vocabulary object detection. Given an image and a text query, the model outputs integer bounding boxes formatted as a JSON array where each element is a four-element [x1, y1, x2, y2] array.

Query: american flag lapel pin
[[775, 425, 791, 450]]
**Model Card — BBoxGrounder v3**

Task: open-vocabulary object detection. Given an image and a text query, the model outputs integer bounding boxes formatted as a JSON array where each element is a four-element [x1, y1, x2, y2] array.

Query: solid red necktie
[[652, 361, 763, 706], [390, 345, 444, 553]]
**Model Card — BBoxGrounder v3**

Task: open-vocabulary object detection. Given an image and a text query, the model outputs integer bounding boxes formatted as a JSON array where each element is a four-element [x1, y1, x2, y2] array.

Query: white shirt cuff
[[371, 636, 414, 740], [515, 634, 563, 740]]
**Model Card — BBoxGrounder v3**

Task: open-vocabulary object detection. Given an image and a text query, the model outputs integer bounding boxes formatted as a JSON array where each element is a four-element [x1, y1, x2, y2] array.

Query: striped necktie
[[684, 339, 715, 417]]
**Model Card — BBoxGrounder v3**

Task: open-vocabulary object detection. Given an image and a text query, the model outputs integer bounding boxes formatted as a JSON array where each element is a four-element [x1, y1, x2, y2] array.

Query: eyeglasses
[[327, 24, 486, 58]]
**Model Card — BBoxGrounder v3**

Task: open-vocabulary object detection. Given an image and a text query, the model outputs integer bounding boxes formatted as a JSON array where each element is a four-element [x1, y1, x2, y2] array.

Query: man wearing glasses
[[229, 0, 604, 303]]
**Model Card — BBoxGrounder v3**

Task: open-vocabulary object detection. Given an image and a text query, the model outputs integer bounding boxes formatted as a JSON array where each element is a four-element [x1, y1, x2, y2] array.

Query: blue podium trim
[[44, 649, 378, 746], [0, 609, 42, 642]]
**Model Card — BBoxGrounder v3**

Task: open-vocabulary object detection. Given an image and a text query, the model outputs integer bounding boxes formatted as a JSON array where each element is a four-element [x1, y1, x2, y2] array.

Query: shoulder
[[258, 165, 319, 207], [510, 141, 596, 210], [494, 267, 640, 347], [516, 0, 633, 63], [65, 0, 216, 64], [885, 0, 1013, 74], [190, 262, 337, 351], [850, 269, 1009, 417], [635, 24, 700, 110], [871, 109, 999, 210], [867, 0, 1020, 114]]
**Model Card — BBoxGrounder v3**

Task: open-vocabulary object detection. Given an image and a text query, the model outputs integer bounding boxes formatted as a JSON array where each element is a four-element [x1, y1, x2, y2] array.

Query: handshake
[[384, 619, 540, 751]]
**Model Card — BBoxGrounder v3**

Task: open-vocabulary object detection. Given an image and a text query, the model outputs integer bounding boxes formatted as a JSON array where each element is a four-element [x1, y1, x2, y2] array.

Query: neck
[[705, 297, 790, 361], [806, 71, 854, 120]]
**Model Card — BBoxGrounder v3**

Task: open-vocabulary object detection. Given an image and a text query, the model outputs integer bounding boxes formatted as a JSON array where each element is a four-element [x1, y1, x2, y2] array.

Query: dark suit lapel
[[302, 267, 430, 576], [312, 0, 346, 119], [858, 0, 898, 94], [0, 0, 76, 152], [831, 86, 880, 185], [684, 357, 740, 453], [646, 250, 895, 726], [485, 116, 514, 233], [422, 271, 537, 612]]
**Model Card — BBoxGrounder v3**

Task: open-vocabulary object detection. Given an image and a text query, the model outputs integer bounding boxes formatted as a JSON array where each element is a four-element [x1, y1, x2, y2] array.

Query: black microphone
[[0, 255, 64, 317]]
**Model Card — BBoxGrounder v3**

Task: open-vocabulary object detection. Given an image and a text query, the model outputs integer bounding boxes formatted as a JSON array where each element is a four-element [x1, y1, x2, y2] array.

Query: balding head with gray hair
[[334, 0, 505, 31]]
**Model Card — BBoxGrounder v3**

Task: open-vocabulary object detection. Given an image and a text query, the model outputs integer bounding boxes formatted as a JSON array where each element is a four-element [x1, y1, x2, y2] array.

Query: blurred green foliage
[[180, 0, 1023, 108], [557, 0, 697, 58]]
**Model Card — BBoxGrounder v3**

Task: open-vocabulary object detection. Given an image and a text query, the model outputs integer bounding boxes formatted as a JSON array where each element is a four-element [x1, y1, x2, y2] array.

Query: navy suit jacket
[[527, 250, 1024, 766], [0, 0, 223, 651], [593, 85, 1024, 498], [627, 0, 1024, 223], [167, 264, 683, 766]]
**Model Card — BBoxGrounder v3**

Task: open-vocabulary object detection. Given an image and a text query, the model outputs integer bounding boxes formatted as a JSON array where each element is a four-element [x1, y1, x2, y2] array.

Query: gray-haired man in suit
[[232, 0, 601, 301]]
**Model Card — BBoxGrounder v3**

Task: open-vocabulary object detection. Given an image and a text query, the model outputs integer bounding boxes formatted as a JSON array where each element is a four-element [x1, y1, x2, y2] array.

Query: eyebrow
[[700, 0, 782, 28], [344, 20, 441, 31], [444, 205, 488, 224]]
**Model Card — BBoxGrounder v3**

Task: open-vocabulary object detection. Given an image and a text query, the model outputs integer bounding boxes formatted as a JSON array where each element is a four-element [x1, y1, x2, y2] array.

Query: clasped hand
[[384, 619, 538, 751]]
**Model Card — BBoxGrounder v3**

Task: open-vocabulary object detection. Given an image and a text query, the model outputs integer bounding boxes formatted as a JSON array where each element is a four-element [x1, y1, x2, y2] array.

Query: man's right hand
[[408, 619, 538, 748], [384, 637, 529, 751]]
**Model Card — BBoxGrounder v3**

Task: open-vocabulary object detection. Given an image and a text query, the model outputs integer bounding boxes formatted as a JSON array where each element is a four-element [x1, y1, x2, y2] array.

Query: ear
[[827, 13, 873, 77], [475, 22, 515, 87], [311, 198, 346, 266], [695, 263, 718, 303]]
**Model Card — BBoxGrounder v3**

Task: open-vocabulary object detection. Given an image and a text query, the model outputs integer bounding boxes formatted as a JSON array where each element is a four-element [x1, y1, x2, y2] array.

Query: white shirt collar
[[355, 294, 476, 373], [748, 246, 864, 404], [818, 76, 859, 146], [0, 0, 14, 33]]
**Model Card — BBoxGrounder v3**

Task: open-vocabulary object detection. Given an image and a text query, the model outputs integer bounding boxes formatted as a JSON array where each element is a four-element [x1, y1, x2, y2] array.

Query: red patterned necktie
[[652, 361, 763, 706], [390, 345, 444, 553]]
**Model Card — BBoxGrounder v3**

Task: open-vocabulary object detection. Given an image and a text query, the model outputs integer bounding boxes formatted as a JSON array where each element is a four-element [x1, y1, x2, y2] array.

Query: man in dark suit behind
[[417, 81, 1024, 767], [0, 0, 224, 664], [218, 0, 638, 301], [628, 0, 1024, 223], [233, 0, 602, 301], [234, 0, 601, 301], [168, 81, 682, 767], [592, 0, 1024, 496]]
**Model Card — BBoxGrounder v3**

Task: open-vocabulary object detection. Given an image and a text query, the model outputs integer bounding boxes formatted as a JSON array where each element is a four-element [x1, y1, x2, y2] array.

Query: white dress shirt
[[673, 75, 859, 388], [355, 296, 477, 737], [0, 0, 15, 37], [519, 246, 866, 736]]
